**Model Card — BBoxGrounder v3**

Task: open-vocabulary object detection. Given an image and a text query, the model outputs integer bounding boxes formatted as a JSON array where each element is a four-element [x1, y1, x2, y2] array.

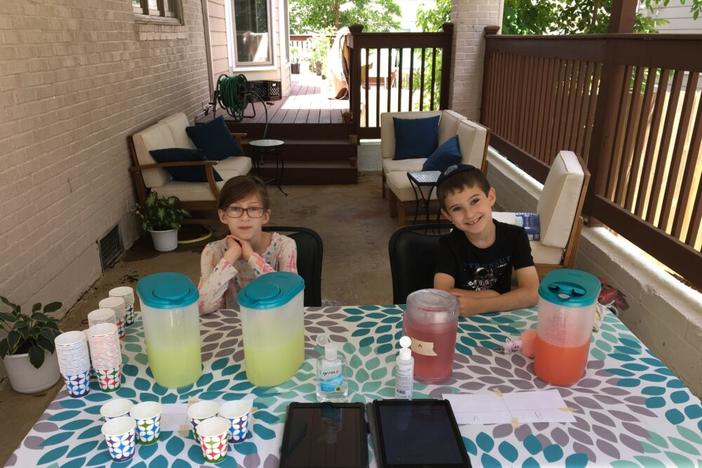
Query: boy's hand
[[224, 236, 242, 263], [453, 293, 478, 316]]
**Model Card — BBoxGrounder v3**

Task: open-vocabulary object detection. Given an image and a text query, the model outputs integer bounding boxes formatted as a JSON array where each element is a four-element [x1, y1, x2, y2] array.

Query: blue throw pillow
[[393, 115, 440, 160], [185, 116, 243, 161], [149, 148, 223, 182], [422, 135, 462, 172]]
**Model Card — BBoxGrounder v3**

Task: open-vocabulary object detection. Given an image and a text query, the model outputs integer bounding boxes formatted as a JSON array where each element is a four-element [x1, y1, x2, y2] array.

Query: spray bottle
[[395, 336, 414, 399]]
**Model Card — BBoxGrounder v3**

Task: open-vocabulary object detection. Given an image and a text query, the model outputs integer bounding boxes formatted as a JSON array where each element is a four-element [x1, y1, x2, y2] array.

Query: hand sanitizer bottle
[[395, 336, 414, 399], [316, 341, 348, 402]]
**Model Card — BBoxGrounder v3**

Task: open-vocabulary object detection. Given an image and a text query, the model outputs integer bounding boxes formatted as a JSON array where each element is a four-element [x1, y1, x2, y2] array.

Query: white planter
[[2, 351, 60, 394], [149, 229, 178, 252]]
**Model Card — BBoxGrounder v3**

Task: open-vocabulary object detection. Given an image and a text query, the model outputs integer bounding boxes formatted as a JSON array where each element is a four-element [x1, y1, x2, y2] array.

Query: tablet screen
[[375, 401, 470, 467], [280, 403, 367, 468]]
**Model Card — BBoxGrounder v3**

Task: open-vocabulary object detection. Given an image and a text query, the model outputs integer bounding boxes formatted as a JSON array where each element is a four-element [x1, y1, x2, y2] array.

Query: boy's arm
[[447, 266, 539, 316]]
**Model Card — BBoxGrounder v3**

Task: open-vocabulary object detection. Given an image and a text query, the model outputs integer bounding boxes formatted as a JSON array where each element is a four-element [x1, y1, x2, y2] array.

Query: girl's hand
[[224, 236, 242, 263], [234, 237, 254, 261]]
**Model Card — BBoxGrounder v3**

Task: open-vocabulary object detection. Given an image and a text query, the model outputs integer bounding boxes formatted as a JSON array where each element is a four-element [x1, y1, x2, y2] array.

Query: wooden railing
[[348, 23, 454, 138], [482, 28, 702, 289]]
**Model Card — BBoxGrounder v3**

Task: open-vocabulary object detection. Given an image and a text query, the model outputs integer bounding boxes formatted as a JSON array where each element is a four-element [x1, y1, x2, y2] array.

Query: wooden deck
[[243, 72, 349, 125]]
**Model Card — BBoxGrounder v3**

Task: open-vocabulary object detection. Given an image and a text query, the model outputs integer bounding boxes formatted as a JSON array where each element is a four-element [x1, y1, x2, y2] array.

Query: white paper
[[443, 390, 576, 425], [160, 403, 190, 432]]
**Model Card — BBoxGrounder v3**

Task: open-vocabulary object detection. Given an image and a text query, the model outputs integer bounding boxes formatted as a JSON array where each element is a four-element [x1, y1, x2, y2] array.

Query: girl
[[198, 175, 297, 315]]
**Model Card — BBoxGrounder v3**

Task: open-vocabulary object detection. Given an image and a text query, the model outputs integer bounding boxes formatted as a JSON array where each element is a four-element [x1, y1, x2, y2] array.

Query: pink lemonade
[[404, 315, 458, 383]]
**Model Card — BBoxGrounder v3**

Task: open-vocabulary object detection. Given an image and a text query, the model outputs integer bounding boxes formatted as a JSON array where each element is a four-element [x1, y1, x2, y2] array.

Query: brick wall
[[0, 1, 210, 315], [450, 0, 503, 120]]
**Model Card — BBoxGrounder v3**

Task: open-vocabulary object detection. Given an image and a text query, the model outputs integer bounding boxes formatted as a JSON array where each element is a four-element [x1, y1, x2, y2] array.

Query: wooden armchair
[[128, 113, 250, 225]]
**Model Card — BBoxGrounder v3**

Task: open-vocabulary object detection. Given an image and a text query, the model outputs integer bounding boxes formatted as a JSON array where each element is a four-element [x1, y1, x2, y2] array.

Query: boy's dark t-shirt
[[435, 220, 534, 293]]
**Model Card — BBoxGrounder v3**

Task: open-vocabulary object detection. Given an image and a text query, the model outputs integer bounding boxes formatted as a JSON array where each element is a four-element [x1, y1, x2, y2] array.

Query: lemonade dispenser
[[534, 269, 600, 386], [238, 272, 305, 386], [403, 289, 459, 383], [136, 272, 202, 388]]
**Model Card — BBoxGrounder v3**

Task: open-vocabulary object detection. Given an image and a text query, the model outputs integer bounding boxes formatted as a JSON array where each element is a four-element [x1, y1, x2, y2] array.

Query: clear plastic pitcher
[[402, 289, 459, 383], [136, 272, 201, 388], [238, 272, 305, 386], [534, 269, 600, 386]]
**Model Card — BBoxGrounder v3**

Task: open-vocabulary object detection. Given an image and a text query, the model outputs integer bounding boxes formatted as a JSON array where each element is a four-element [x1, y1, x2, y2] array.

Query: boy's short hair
[[437, 164, 491, 209], [218, 175, 270, 210]]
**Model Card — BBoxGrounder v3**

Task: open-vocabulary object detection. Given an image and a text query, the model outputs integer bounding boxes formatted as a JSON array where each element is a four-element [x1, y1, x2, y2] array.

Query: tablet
[[279, 402, 368, 468], [370, 399, 471, 468]]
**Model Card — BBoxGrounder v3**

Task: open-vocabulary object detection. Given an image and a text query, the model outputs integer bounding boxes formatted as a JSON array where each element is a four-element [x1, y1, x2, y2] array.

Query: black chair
[[388, 223, 453, 304], [264, 226, 323, 307]]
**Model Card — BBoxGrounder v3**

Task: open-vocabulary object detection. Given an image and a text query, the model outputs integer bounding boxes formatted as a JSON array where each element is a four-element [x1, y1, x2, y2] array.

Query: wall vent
[[99, 225, 124, 271]]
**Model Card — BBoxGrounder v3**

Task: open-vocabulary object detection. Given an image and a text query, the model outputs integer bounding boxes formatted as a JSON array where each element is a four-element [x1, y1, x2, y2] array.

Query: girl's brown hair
[[217, 175, 270, 210]]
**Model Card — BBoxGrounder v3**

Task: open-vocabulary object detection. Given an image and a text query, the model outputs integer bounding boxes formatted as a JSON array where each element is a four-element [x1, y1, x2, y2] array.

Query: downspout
[[201, 0, 215, 99]]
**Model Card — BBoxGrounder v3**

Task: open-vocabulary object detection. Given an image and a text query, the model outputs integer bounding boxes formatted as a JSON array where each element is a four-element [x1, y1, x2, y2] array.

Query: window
[[230, 0, 273, 66], [132, 0, 183, 23]]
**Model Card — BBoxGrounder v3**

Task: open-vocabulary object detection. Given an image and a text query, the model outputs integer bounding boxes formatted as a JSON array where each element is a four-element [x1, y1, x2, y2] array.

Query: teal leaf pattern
[[8, 306, 702, 467]]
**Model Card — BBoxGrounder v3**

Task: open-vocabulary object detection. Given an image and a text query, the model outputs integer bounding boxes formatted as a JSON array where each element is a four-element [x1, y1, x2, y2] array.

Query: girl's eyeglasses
[[224, 206, 265, 218]]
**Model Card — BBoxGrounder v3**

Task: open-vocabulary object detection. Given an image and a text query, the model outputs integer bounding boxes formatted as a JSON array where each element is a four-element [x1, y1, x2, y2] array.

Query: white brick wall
[[450, 0, 503, 120], [0, 0, 210, 315]]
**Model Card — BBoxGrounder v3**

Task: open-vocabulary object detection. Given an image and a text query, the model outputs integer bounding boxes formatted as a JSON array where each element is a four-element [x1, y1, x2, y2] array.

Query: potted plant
[[136, 192, 189, 252], [0, 297, 62, 394], [290, 46, 301, 74]]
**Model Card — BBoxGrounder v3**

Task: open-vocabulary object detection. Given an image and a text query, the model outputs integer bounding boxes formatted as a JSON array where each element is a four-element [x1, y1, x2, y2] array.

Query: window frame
[[226, 0, 274, 69], [132, 0, 184, 25]]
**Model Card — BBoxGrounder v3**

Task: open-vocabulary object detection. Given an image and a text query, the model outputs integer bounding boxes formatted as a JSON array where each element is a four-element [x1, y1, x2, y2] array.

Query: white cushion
[[380, 111, 442, 159], [438, 109, 465, 145], [386, 171, 438, 202], [538, 151, 584, 248], [382, 158, 426, 175], [215, 156, 253, 180], [529, 241, 564, 265], [153, 181, 223, 202], [457, 119, 488, 168], [132, 122, 175, 188], [159, 112, 196, 150]]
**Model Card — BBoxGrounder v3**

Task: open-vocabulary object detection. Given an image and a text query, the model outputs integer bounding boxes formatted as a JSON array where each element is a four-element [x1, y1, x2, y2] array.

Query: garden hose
[[214, 74, 269, 138]]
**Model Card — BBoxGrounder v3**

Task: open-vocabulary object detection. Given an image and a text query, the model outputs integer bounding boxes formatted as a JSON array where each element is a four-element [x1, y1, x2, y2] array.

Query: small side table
[[249, 139, 287, 196], [407, 170, 441, 224]]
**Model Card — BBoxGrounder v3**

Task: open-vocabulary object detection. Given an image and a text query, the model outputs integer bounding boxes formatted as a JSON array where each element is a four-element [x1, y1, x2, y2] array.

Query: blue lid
[[538, 269, 601, 307], [136, 272, 199, 309], [238, 272, 304, 309]]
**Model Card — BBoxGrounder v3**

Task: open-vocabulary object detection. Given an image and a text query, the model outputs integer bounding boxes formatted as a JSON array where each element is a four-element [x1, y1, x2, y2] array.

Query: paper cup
[[187, 400, 220, 440], [87, 323, 121, 370], [109, 286, 135, 326], [218, 400, 253, 442], [96, 366, 122, 391], [63, 369, 90, 397], [101, 398, 134, 420], [130, 401, 162, 445], [87, 308, 116, 328], [197, 416, 230, 464], [101, 416, 136, 463], [54, 331, 91, 377], [99, 297, 126, 339]]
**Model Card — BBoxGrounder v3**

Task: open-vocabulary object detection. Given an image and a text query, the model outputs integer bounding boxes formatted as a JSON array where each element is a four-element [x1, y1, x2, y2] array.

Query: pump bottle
[[316, 339, 348, 402], [395, 336, 414, 399]]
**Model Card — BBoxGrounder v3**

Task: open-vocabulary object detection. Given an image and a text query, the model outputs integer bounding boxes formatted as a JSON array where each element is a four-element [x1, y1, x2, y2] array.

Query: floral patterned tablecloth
[[8, 306, 702, 467]]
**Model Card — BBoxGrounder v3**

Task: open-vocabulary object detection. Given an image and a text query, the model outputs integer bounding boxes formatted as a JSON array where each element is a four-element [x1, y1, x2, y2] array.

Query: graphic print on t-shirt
[[461, 257, 510, 291]]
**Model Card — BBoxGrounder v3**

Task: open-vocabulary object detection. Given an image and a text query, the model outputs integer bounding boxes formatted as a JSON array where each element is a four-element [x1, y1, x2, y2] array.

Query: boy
[[433, 164, 539, 316]]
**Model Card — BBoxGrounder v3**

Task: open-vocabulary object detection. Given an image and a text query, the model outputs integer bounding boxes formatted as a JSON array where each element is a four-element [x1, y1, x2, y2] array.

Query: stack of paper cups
[[54, 331, 91, 397], [87, 323, 122, 391], [109, 286, 135, 326], [99, 297, 126, 339], [88, 308, 117, 328]]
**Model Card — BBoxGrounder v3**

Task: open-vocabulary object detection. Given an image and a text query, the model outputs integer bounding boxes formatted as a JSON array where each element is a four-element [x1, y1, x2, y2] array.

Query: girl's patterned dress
[[198, 232, 297, 315]]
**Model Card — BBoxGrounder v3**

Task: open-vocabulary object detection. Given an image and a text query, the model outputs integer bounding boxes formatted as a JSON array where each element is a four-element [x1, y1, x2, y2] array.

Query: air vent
[[99, 225, 124, 270]]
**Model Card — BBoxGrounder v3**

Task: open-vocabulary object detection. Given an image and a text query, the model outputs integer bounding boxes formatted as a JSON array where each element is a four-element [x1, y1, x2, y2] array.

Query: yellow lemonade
[[145, 339, 202, 388], [244, 330, 304, 386]]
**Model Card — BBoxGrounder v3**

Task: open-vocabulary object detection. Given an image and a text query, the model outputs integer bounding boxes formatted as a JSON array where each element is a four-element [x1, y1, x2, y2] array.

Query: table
[[407, 171, 441, 224], [9, 306, 702, 467], [249, 139, 287, 196]]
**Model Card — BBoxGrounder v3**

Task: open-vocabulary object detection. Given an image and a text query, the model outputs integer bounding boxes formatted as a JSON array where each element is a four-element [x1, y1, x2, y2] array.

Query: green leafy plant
[[135, 192, 189, 232], [0, 296, 62, 368]]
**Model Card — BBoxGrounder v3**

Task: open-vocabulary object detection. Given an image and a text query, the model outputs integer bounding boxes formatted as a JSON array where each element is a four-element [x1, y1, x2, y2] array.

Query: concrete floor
[[0, 172, 401, 464]]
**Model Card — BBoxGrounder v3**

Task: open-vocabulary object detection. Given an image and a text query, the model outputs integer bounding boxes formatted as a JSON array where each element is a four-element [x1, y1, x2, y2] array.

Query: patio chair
[[492, 150, 590, 278], [388, 223, 453, 304], [263, 226, 323, 307]]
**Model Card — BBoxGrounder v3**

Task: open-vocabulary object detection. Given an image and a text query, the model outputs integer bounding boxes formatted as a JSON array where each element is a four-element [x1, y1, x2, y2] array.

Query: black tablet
[[279, 402, 369, 468], [370, 399, 471, 468]]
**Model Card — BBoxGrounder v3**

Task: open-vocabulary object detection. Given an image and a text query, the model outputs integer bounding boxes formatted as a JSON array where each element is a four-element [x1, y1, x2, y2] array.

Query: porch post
[[349, 24, 363, 136], [584, 0, 636, 222], [439, 22, 454, 110], [480, 25, 500, 124]]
